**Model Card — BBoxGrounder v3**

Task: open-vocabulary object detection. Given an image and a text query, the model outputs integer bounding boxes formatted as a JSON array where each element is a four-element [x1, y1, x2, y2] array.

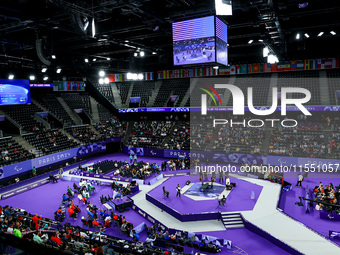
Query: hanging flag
[[240, 65, 247, 74], [317, 59, 325, 69], [253, 64, 260, 73], [283, 61, 290, 71], [332, 58, 340, 68], [157, 71, 163, 79], [264, 63, 272, 72], [290, 61, 297, 71], [325, 58, 333, 69], [277, 62, 284, 71], [230, 65, 236, 75], [304, 60, 310, 70], [188, 69, 194, 77], [259, 64, 264, 73], [108, 74, 115, 82], [219, 67, 230, 75], [236, 65, 241, 74], [297, 60, 304, 70], [271, 63, 278, 72]]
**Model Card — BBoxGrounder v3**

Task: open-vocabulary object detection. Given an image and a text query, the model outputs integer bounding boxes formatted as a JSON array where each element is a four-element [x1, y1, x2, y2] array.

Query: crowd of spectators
[[0, 137, 35, 166], [269, 122, 326, 157], [313, 182, 340, 213], [212, 126, 264, 154], [164, 122, 190, 150], [127, 121, 173, 148], [94, 116, 127, 139], [66, 126, 104, 144]]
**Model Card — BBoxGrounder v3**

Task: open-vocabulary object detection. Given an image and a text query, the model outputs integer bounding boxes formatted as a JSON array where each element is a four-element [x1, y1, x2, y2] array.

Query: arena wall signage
[[0, 142, 107, 180]]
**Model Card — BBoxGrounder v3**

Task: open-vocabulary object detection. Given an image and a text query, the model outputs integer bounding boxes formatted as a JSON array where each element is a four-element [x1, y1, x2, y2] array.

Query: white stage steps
[[221, 212, 244, 229]]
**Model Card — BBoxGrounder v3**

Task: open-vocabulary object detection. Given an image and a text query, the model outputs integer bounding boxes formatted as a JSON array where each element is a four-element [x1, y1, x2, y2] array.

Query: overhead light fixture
[[140, 51, 145, 57], [92, 18, 96, 37], [56, 68, 62, 73], [125, 40, 129, 43], [152, 52, 157, 55], [98, 78, 104, 85], [83, 18, 89, 31], [85, 58, 89, 63], [263, 47, 269, 57], [134, 52, 138, 57], [99, 70, 105, 77], [296, 33, 300, 40], [29, 75, 35, 81], [8, 74, 14, 80], [138, 73, 144, 80], [127, 73, 132, 80], [330, 31, 336, 35], [43, 76, 49, 81], [304, 33, 309, 38], [41, 67, 47, 73], [248, 40, 253, 44], [93, 58, 97, 62], [317, 32, 324, 37], [104, 77, 109, 84], [267, 54, 279, 64], [107, 57, 111, 60], [258, 39, 263, 42], [51, 55, 56, 59], [132, 73, 138, 80], [213, 66, 219, 70]]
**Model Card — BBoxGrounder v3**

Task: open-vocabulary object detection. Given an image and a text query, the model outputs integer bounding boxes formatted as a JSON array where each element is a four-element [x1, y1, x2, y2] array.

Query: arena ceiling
[[0, 0, 339, 77]]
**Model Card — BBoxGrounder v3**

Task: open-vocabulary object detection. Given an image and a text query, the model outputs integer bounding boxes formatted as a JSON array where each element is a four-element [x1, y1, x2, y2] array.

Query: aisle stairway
[[220, 212, 244, 229]]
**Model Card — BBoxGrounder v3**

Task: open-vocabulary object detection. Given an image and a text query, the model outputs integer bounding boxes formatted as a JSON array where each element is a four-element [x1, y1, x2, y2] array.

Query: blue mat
[[184, 183, 225, 198]]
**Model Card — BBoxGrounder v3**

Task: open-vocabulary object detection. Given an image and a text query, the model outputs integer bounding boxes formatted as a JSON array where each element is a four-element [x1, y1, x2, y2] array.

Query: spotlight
[[304, 33, 309, 38], [330, 31, 336, 35], [56, 68, 62, 73], [51, 55, 56, 59], [258, 39, 264, 42], [29, 75, 35, 81], [267, 54, 279, 64], [43, 76, 49, 81], [296, 33, 300, 40], [99, 70, 105, 77], [85, 58, 89, 63], [248, 40, 253, 44], [138, 73, 144, 80], [134, 52, 138, 57], [107, 57, 111, 60], [317, 32, 324, 37], [213, 66, 219, 70], [152, 52, 157, 55], [41, 67, 47, 73], [8, 74, 14, 80], [132, 73, 138, 80], [92, 18, 96, 37], [104, 77, 109, 84], [98, 78, 104, 84], [298, 2, 308, 8], [127, 73, 132, 80], [93, 58, 97, 62], [140, 51, 145, 57], [263, 47, 269, 57], [125, 40, 129, 43]]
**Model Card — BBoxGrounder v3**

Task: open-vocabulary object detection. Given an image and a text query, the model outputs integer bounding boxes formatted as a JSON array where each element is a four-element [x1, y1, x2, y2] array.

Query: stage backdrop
[[0, 142, 107, 180]]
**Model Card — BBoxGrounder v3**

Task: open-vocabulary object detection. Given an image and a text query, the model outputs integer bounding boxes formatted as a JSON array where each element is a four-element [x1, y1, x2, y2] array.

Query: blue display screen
[[173, 16, 216, 66], [216, 17, 228, 66], [0, 79, 31, 105]]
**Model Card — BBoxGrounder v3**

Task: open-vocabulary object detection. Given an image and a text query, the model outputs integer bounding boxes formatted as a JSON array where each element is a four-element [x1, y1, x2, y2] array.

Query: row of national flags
[[219, 58, 339, 76], [107, 58, 339, 82]]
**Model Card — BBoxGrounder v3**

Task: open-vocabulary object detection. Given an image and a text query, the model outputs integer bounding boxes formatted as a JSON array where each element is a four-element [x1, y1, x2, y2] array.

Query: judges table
[[111, 196, 132, 212]]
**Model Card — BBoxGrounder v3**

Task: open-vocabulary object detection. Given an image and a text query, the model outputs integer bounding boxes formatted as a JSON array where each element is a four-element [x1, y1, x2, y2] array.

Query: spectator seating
[[94, 116, 127, 138], [65, 125, 104, 144], [0, 137, 35, 166], [116, 82, 130, 105], [277, 71, 320, 105], [23, 130, 78, 156], [327, 69, 340, 105], [33, 93, 74, 125], [154, 79, 190, 107], [165, 121, 190, 150], [2, 104, 44, 131], [61, 93, 92, 118], [130, 81, 156, 107]]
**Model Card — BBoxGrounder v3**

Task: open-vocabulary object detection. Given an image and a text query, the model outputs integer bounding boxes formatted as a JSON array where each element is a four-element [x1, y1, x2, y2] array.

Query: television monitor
[[130, 97, 141, 103], [0, 79, 31, 105], [172, 16, 228, 66]]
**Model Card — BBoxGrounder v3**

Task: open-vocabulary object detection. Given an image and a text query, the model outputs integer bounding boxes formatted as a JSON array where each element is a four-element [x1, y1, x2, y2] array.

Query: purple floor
[[279, 171, 340, 245], [148, 175, 263, 214], [0, 179, 152, 240]]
